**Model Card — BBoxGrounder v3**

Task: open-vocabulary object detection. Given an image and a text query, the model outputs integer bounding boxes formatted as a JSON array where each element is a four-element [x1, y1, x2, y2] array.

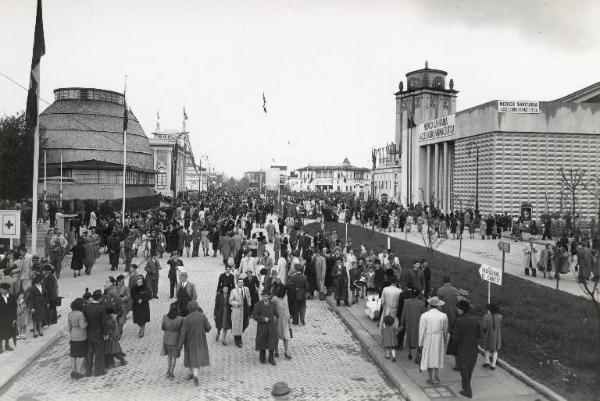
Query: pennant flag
[[262, 92, 267, 114], [271, 158, 276, 163], [183, 107, 188, 120], [157, 110, 160, 120], [25, 0, 46, 139]]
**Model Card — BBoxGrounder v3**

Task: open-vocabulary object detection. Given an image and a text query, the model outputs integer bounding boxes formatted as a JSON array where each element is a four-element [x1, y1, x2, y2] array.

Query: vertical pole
[[122, 126, 127, 227], [501, 250, 505, 276], [387, 236, 390, 250], [475, 146, 479, 216], [31, 118, 40, 253], [43, 150, 47, 203], [9, 238, 13, 250], [59, 153, 63, 209], [488, 281, 491, 304]]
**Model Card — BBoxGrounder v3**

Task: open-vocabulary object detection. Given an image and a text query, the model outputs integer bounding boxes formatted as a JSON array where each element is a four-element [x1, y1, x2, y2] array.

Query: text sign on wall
[[417, 114, 456, 144], [0, 210, 21, 239], [479, 264, 503, 286], [497, 100, 539, 114]]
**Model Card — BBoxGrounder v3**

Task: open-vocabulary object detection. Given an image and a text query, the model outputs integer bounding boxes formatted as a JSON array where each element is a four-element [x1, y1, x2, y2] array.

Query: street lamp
[[467, 141, 480, 217], [199, 154, 208, 192]]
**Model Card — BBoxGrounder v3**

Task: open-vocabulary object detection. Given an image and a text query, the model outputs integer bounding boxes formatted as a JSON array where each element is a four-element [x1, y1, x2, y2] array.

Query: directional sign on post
[[0, 210, 21, 239], [479, 264, 503, 286], [497, 241, 511, 253]]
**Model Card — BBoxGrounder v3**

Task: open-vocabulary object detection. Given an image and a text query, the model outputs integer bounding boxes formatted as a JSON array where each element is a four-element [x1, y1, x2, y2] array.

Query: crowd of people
[[2, 188, 598, 399]]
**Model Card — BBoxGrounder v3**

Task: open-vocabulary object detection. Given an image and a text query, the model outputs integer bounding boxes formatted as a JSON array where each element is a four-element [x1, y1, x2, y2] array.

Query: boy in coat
[[253, 291, 279, 365]]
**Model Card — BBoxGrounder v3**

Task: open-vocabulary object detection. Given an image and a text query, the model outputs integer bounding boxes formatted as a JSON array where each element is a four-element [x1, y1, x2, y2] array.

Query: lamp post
[[467, 142, 480, 217], [199, 154, 208, 192]]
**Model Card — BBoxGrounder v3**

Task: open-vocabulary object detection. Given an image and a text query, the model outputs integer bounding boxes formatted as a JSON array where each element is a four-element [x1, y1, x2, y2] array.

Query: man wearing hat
[[418, 296, 449, 385], [176, 271, 198, 317], [167, 251, 184, 298], [84, 290, 108, 377], [42, 264, 59, 325], [253, 290, 279, 365], [271, 381, 292, 400], [437, 276, 459, 329], [452, 300, 480, 399], [287, 264, 307, 325], [0, 282, 16, 353], [407, 260, 424, 295], [331, 257, 349, 307]]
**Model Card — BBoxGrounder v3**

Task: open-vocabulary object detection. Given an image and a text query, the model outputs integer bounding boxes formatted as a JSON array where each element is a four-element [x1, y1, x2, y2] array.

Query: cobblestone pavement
[[1, 242, 402, 401]]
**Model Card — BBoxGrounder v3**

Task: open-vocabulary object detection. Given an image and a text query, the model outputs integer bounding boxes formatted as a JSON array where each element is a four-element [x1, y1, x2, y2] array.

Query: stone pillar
[[434, 143, 439, 207], [426, 144, 431, 203], [443, 141, 449, 213]]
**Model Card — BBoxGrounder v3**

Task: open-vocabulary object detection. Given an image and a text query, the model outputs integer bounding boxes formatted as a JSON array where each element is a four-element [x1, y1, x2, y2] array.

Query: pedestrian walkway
[[329, 295, 552, 401]]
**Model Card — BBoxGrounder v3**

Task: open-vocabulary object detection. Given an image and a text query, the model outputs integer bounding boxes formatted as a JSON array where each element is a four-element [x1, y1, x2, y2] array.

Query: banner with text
[[497, 100, 539, 114], [416, 114, 456, 145]]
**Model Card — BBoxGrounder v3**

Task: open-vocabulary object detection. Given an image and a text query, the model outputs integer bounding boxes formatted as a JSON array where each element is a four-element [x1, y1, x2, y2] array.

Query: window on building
[[157, 166, 167, 188]]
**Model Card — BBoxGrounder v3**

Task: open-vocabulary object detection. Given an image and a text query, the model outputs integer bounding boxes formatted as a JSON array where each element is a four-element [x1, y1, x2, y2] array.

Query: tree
[[0, 112, 47, 201], [583, 174, 600, 223], [558, 167, 586, 234]]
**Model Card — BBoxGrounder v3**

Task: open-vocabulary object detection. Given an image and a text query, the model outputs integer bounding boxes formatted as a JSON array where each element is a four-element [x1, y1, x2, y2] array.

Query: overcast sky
[[2, 0, 599, 178]]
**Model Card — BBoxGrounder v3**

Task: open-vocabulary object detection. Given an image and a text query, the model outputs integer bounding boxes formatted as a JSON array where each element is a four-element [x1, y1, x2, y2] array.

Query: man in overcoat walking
[[229, 277, 251, 348], [84, 290, 107, 377], [253, 291, 279, 365], [0, 282, 16, 353], [452, 300, 480, 399], [287, 265, 307, 325]]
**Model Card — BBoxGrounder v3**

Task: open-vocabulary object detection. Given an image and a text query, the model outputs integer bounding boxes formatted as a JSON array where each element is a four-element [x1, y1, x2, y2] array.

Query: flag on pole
[[25, 0, 45, 139], [122, 89, 128, 144], [183, 107, 188, 120], [262, 93, 267, 114]]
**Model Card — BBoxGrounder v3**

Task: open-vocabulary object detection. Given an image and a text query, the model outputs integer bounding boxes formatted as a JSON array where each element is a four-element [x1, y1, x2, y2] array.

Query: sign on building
[[497, 100, 539, 114], [0, 210, 21, 239], [479, 264, 502, 285], [416, 114, 456, 144]]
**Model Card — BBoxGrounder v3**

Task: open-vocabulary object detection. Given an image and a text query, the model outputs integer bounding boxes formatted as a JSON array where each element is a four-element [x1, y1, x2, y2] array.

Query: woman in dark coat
[[177, 300, 211, 386], [27, 274, 47, 337], [213, 286, 232, 345], [131, 276, 151, 337], [70, 238, 86, 277], [253, 291, 279, 365]]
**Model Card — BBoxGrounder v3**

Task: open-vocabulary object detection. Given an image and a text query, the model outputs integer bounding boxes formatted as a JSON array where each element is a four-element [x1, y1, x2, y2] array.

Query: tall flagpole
[[59, 153, 63, 208], [122, 76, 127, 227]]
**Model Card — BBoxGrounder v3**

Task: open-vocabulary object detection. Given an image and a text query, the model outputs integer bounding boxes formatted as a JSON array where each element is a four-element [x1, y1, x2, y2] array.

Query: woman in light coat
[[418, 296, 448, 386]]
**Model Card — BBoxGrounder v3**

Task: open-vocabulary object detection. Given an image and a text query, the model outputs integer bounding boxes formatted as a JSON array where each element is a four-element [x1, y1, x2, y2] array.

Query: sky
[[1, 0, 600, 178]]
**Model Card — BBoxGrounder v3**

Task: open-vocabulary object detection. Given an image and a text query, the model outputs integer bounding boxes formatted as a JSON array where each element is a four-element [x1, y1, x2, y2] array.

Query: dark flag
[[262, 92, 267, 114], [122, 92, 128, 144], [25, 0, 46, 138]]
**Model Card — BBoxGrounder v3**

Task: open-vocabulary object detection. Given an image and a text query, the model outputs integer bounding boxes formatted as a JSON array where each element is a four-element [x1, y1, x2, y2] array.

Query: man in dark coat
[[107, 231, 121, 272], [452, 300, 480, 399], [436, 276, 459, 329], [216, 265, 235, 293], [167, 252, 184, 298], [253, 291, 279, 365], [144, 255, 161, 299], [85, 290, 107, 376], [42, 265, 59, 325], [0, 283, 16, 352], [331, 257, 349, 306], [288, 265, 308, 325]]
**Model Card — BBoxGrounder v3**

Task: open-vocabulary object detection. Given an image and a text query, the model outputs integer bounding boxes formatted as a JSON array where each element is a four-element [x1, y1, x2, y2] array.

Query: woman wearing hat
[[177, 300, 211, 386], [418, 296, 449, 385], [28, 273, 47, 338], [131, 276, 152, 337]]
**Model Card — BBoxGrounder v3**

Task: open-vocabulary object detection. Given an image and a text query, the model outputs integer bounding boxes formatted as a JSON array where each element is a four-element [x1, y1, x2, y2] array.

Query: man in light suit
[[313, 249, 327, 300], [229, 277, 251, 348]]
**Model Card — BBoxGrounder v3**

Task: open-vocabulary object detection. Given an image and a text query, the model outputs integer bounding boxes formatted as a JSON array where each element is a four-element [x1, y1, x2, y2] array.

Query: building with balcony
[[295, 158, 369, 195]]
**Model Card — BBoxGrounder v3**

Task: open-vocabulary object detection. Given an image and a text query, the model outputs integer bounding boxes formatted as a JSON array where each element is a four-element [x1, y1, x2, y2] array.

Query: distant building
[[185, 159, 204, 192], [266, 165, 287, 190], [287, 171, 301, 192], [243, 170, 266, 187], [371, 143, 401, 201], [39, 87, 156, 207], [396, 62, 600, 217], [149, 129, 195, 197], [296, 158, 369, 194]]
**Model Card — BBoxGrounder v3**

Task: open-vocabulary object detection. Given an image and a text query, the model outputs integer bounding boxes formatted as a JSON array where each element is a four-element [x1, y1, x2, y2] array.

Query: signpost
[[497, 241, 511, 276], [479, 263, 503, 303], [0, 210, 21, 250]]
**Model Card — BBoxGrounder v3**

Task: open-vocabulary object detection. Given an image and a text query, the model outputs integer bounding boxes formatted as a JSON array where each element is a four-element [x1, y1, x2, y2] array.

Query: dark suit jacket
[[44, 274, 58, 302], [0, 294, 17, 340], [217, 273, 235, 293], [452, 311, 480, 367], [84, 302, 107, 339], [288, 272, 307, 301]]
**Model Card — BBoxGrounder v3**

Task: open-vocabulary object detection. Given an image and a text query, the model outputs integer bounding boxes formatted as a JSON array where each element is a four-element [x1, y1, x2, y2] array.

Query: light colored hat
[[179, 271, 188, 277], [427, 296, 445, 307], [271, 382, 292, 397]]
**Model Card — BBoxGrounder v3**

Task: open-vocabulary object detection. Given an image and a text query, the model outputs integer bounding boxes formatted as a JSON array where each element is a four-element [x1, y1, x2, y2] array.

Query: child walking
[[381, 315, 398, 362], [161, 302, 184, 379], [105, 308, 127, 369], [16, 293, 29, 339]]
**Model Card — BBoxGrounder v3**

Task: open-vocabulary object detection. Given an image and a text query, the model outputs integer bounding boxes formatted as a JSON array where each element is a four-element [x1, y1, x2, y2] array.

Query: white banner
[[479, 264, 502, 285], [497, 100, 539, 114], [416, 114, 456, 144], [0, 210, 21, 239]]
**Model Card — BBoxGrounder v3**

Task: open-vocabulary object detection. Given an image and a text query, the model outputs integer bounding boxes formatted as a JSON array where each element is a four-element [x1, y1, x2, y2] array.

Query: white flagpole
[[59, 153, 63, 208], [43, 150, 47, 202], [122, 77, 127, 227]]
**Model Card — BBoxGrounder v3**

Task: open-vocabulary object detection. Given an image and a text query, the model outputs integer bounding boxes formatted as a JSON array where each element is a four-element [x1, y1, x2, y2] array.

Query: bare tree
[[583, 174, 600, 223], [558, 167, 586, 234]]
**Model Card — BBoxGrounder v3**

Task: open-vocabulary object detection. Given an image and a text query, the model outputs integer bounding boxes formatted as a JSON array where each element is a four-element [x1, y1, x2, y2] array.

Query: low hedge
[[305, 222, 600, 401]]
